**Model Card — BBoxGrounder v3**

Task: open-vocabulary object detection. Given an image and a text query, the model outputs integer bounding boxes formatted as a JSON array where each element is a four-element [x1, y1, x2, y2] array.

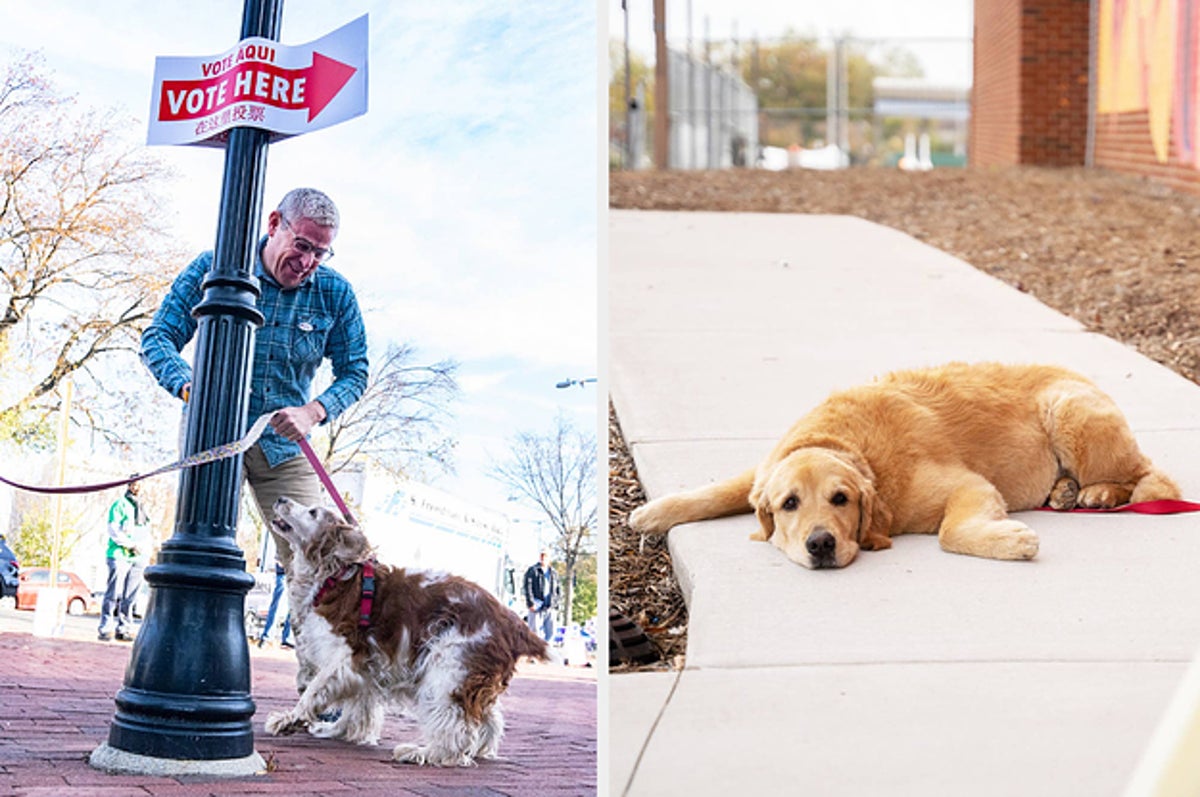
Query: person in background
[[257, 562, 293, 649], [98, 481, 149, 642], [522, 549, 559, 642]]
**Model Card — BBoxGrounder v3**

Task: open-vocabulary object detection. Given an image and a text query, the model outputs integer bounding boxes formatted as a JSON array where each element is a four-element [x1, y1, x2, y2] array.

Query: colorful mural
[[1097, 0, 1195, 165], [1177, 0, 1199, 164]]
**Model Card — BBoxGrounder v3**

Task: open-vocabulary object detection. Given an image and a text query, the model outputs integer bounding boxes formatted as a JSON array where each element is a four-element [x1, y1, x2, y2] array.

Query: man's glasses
[[280, 216, 334, 263]]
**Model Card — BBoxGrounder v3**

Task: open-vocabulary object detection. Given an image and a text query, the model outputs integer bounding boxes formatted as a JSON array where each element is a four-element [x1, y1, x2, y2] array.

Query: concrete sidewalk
[[609, 210, 1200, 796], [0, 609, 595, 796]]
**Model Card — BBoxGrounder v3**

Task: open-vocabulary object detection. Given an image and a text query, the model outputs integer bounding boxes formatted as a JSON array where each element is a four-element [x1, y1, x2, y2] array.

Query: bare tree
[[489, 412, 597, 626], [316, 342, 459, 479], [0, 53, 183, 443]]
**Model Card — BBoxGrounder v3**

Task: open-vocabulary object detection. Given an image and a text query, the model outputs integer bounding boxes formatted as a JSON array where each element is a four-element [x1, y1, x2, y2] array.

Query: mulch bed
[[607, 165, 1200, 670], [609, 402, 687, 671]]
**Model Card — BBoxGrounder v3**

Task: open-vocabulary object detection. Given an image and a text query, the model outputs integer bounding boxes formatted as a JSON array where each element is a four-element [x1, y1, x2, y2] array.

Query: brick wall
[[971, 0, 1090, 167], [1019, 0, 1090, 165], [973, 0, 1200, 190], [970, 0, 1021, 165], [1091, 12, 1200, 194], [1093, 111, 1200, 193]]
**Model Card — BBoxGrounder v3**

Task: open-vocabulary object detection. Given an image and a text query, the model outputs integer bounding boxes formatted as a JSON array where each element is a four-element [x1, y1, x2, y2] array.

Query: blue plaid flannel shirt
[[141, 239, 369, 467]]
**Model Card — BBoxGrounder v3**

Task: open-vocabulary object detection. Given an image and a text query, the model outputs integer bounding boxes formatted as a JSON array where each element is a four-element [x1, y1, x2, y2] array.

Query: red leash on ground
[[1036, 499, 1200, 515]]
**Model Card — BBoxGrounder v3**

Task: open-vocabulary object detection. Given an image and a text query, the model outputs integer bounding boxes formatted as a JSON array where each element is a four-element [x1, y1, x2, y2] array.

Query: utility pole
[[653, 0, 669, 169]]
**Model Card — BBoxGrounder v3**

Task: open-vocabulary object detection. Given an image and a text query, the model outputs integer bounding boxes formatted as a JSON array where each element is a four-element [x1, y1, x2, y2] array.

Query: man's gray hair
[[278, 188, 340, 230]]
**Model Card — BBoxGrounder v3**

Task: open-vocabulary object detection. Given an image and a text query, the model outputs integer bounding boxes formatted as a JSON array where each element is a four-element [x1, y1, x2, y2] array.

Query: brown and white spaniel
[[264, 497, 549, 766]]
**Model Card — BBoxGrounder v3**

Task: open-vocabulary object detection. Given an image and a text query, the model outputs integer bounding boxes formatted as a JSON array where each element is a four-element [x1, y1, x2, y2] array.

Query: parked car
[[0, 536, 18, 600], [16, 568, 98, 615], [552, 623, 597, 652]]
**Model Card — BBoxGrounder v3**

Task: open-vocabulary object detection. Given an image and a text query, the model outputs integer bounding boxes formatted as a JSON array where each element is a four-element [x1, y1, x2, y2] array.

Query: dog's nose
[[806, 529, 836, 560]]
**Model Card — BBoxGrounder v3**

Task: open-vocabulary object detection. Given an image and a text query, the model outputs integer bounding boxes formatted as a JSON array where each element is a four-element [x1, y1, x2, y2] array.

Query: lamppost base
[[88, 743, 266, 778]]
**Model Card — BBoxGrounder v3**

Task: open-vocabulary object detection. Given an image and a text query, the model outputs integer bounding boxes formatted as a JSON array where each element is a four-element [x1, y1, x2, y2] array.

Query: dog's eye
[[831, 491, 849, 507], [309, 508, 318, 517], [781, 495, 799, 511]]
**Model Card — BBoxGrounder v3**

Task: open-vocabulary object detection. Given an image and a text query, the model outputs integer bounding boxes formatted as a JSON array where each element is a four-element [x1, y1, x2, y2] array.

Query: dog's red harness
[[313, 559, 376, 628]]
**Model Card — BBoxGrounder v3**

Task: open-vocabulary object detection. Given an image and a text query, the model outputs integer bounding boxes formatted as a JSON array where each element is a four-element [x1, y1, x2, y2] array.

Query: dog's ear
[[846, 457, 892, 550], [748, 476, 774, 541], [331, 522, 370, 561]]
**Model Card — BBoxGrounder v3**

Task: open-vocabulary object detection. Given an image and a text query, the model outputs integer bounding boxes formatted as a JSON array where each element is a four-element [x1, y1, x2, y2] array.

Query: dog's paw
[[990, 520, 1039, 560], [265, 710, 305, 736], [1078, 483, 1132, 509], [628, 501, 672, 534], [392, 743, 429, 765], [391, 743, 476, 767], [307, 720, 340, 739], [948, 519, 1039, 561], [309, 718, 380, 746], [1047, 476, 1079, 511]]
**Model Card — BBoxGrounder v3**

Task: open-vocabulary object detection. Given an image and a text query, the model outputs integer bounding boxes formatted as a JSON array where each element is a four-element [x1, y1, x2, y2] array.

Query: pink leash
[[297, 435, 356, 525]]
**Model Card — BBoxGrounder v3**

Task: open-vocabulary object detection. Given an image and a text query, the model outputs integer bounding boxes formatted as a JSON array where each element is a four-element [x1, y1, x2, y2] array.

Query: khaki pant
[[242, 444, 322, 568]]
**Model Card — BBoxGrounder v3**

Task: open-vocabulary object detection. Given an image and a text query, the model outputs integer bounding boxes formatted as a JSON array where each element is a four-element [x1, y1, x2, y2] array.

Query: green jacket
[[106, 494, 148, 563]]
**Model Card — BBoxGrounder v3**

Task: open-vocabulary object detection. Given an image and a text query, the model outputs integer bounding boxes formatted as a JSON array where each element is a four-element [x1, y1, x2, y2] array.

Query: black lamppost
[[90, 0, 282, 775]]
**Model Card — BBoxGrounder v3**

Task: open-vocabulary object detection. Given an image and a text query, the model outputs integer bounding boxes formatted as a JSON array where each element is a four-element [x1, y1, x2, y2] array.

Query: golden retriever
[[629, 363, 1180, 569], [264, 498, 549, 766]]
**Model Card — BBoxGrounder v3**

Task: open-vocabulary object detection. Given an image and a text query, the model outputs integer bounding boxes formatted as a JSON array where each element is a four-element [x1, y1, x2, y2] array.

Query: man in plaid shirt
[[141, 187, 369, 567]]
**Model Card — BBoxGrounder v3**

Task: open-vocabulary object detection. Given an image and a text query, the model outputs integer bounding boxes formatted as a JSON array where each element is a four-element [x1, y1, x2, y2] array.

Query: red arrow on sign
[[303, 53, 357, 121], [158, 52, 356, 123]]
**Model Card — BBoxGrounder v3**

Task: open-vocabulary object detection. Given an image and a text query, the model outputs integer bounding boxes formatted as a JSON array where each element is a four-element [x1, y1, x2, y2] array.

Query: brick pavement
[[0, 628, 596, 796]]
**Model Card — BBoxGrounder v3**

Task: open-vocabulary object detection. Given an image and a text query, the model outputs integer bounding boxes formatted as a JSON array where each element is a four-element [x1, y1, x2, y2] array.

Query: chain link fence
[[611, 35, 971, 171]]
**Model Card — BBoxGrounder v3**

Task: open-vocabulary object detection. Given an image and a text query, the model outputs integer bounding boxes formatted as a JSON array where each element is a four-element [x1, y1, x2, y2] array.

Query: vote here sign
[[148, 14, 368, 146]]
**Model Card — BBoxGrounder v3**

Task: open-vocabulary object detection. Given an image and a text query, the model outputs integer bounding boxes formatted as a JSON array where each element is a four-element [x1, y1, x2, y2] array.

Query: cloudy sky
[[0, 1, 599, 523]]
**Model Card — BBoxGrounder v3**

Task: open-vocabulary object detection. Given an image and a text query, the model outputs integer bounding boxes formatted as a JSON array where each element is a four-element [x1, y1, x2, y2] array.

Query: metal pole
[[754, 38, 765, 157], [92, 0, 280, 772], [631, 80, 646, 167], [623, 0, 632, 169], [826, 36, 836, 150], [705, 17, 714, 169], [1084, 0, 1098, 167], [687, 0, 695, 169], [839, 37, 850, 155], [731, 22, 739, 167]]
